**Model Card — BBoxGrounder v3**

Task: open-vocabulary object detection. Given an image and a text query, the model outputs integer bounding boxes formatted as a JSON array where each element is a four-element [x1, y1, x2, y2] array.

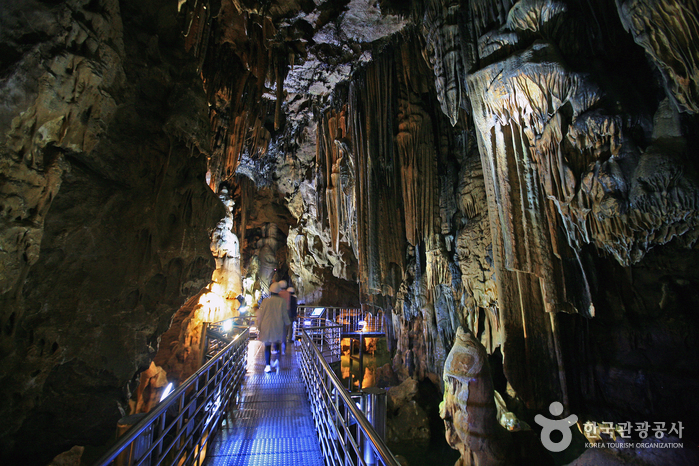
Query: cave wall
[[192, 0, 408, 304], [0, 0, 223, 463]]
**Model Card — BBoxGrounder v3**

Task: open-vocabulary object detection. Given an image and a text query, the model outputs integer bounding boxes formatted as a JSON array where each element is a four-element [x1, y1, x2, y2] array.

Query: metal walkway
[[205, 340, 324, 466]]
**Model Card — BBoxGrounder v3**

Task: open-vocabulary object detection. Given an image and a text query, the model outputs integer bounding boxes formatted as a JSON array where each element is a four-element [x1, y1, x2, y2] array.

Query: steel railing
[[206, 314, 259, 350], [339, 309, 384, 333], [297, 317, 342, 364], [297, 307, 385, 334], [94, 327, 249, 466], [299, 327, 400, 466], [298, 306, 356, 324]]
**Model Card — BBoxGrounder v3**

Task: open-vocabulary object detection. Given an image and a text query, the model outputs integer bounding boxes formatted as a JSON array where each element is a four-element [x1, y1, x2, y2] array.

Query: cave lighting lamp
[[160, 383, 174, 402], [222, 319, 233, 333]]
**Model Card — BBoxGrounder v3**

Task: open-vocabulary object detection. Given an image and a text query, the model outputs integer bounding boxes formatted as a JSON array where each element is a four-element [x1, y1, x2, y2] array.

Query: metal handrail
[[299, 328, 400, 466], [94, 327, 249, 466], [298, 306, 359, 323], [299, 318, 342, 364], [297, 307, 385, 334]]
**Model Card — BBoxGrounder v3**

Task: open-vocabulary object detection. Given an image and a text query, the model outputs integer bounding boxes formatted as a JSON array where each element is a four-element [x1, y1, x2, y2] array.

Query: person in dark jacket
[[286, 287, 298, 345]]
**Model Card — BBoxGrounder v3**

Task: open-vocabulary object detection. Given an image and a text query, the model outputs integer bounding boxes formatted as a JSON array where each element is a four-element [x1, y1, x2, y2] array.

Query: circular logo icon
[[534, 401, 578, 452]]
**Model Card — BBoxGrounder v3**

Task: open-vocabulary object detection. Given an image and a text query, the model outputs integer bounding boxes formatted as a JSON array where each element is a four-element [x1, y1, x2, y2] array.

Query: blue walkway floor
[[206, 340, 324, 466]]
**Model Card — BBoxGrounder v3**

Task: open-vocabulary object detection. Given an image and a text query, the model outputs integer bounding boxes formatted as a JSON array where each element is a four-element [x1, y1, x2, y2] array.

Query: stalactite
[[422, 0, 465, 126], [465, 14, 699, 415], [349, 50, 406, 297], [425, 248, 451, 291], [455, 145, 502, 354], [336, 137, 359, 259], [317, 108, 354, 253], [396, 36, 440, 248], [182, 0, 211, 62], [467, 42, 589, 410], [434, 284, 458, 347], [617, 0, 699, 114], [468, 0, 517, 32], [200, 6, 283, 190], [468, 42, 600, 317]]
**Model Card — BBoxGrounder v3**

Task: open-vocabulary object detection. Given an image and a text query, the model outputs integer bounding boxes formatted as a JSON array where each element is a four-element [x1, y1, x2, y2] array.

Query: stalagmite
[[440, 327, 512, 466]]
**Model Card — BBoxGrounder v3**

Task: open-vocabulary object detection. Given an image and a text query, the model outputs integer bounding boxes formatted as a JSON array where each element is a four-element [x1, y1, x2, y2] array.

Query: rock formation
[[0, 0, 222, 463], [440, 327, 512, 465]]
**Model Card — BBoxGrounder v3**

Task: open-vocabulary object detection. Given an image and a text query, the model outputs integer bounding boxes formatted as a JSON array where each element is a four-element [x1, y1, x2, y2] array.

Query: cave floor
[[205, 340, 324, 466]]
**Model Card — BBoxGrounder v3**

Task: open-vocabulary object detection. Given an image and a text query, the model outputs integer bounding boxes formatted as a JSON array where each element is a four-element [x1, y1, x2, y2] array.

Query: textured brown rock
[[386, 377, 432, 443], [422, 0, 466, 126], [387, 399, 431, 443], [617, 0, 699, 114], [388, 376, 419, 412], [47, 445, 84, 466], [440, 327, 512, 465], [455, 146, 500, 353], [0, 0, 223, 463]]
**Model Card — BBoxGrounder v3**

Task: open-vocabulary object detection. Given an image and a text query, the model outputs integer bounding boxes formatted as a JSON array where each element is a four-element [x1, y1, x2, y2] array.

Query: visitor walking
[[256, 282, 290, 372], [277, 280, 291, 309], [277, 280, 292, 352], [286, 287, 298, 344]]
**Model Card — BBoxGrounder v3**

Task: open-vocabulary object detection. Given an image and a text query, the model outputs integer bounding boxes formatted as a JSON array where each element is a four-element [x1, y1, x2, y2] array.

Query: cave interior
[[2, 0, 699, 465]]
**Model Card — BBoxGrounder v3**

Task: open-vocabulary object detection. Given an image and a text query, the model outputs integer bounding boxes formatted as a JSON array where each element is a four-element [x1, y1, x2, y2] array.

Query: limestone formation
[[617, 0, 699, 114], [440, 327, 512, 466], [47, 445, 84, 466], [211, 188, 243, 300], [422, 0, 466, 126], [386, 377, 431, 443]]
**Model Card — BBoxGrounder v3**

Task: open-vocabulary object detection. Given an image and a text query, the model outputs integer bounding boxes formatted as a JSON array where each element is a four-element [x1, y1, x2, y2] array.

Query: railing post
[[361, 387, 387, 466]]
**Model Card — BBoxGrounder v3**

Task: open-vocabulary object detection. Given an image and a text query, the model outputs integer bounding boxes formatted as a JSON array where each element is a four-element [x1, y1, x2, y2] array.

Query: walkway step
[[206, 341, 324, 466]]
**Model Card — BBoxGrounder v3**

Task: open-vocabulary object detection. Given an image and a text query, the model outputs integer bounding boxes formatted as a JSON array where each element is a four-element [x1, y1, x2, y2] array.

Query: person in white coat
[[256, 282, 290, 372]]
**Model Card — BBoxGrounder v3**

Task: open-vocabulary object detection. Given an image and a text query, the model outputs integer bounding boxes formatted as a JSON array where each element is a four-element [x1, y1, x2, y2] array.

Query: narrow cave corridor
[[2, 0, 699, 465]]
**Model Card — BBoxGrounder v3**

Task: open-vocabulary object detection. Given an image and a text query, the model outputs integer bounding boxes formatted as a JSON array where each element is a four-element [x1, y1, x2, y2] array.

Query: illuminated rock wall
[[193, 3, 699, 456], [0, 0, 222, 463]]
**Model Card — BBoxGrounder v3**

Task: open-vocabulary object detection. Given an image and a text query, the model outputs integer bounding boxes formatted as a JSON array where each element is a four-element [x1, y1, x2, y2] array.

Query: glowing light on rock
[[197, 290, 228, 323]]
